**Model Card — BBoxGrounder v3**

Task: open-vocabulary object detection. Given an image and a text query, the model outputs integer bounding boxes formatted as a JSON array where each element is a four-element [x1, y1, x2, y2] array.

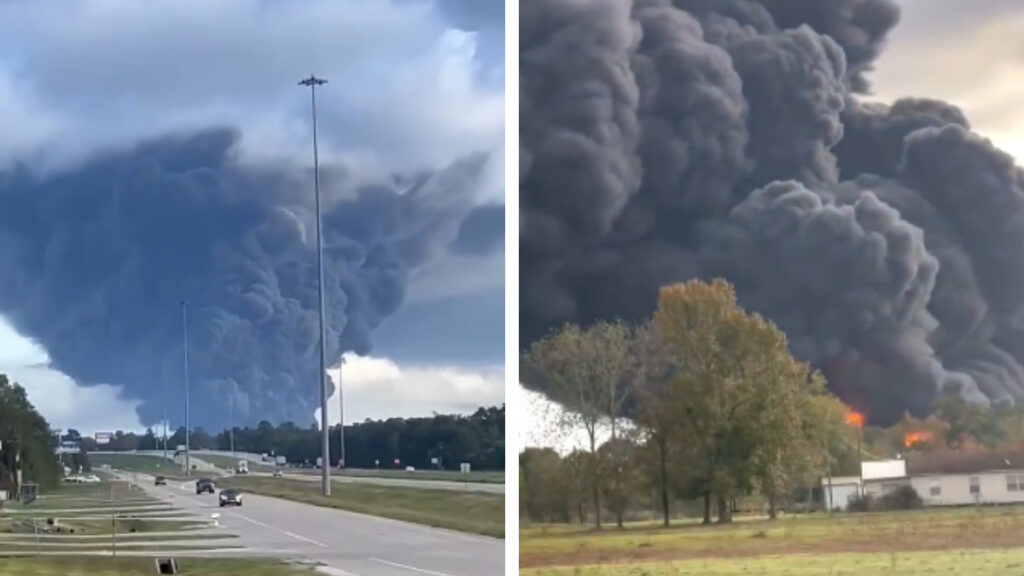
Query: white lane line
[[369, 558, 454, 576], [228, 511, 327, 547], [166, 480, 327, 548]]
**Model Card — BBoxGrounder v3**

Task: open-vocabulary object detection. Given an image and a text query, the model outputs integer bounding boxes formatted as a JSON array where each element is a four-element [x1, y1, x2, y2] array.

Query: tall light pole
[[229, 393, 236, 455], [299, 74, 331, 496], [338, 356, 345, 468], [181, 300, 191, 480], [162, 375, 168, 463]]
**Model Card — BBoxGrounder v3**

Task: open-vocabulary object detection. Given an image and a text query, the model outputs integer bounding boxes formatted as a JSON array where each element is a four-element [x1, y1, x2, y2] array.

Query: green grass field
[[0, 479, 228, 557], [520, 506, 1024, 575], [90, 454, 184, 478], [0, 557, 317, 575], [196, 454, 275, 471], [221, 475, 505, 538], [290, 467, 505, 484]]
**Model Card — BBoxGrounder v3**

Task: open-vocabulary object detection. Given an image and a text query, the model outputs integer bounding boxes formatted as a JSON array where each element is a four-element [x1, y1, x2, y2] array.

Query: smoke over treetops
[[520, 0, 1024, 424], [0, 128, 499, 428]]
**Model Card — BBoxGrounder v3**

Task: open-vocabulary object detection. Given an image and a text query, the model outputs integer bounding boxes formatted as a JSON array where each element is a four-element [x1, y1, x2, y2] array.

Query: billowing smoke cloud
[[520, 0, 1024, 424], [0, 129, 493, 428]]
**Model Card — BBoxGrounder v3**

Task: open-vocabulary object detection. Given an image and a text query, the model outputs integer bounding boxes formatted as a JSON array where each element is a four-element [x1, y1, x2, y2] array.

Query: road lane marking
[[228, 511, 327, 547], [369, 558, 454, 576]]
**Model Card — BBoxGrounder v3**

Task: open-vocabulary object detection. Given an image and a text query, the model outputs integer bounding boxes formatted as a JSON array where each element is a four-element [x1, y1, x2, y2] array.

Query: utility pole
[[182, 300, 191, 480], [299, 74, 331, 496], [162, 374, 168, 463], [338, 357, 345, 468], [229, 394, 236, 455]]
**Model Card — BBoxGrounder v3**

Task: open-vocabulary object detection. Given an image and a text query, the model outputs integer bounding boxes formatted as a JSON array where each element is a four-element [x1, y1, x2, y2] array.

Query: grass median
[[0, 557, 318, 575], [221, 475, 504, 538], [90, 453, 186, 479]]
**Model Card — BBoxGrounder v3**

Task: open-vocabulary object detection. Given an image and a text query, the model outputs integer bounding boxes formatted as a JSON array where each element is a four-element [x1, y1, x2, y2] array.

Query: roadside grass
[[221, 475, 504, 538], [520, 548, 1024, 575], [0, 557, 310, 575], [90, 454, 186, 479], [520, 505, 1024, 574], [0, 533, 237, 543], [291, 467, 504, 484], [197, 454, 275, 472], [2, 511, 209, 535]]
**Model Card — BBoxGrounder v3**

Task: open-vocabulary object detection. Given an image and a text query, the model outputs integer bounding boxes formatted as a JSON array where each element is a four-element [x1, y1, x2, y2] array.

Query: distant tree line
[[77, 405, 505, 471]]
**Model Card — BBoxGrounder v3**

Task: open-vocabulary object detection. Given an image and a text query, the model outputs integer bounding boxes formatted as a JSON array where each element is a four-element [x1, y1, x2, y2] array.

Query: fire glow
[[845, 411, 864, 428], [904, 431, 933, 448]]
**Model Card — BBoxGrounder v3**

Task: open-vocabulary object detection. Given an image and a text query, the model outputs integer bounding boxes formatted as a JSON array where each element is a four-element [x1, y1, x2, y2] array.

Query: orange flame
[[904, 431, 933, 448], [845, 411, 864, 428]]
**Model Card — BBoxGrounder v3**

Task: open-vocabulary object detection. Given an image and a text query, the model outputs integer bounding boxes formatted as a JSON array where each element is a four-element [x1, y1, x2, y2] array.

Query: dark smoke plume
[[520, 0, 1024, 424], [0, 129, 494, 428]]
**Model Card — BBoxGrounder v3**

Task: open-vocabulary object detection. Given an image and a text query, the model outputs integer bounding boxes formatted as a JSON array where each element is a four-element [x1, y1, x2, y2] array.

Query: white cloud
[[0, 317, 143, 436], [316, 354, 504, 425], [1, 316, 503, 433], [870, 4, 1024, 162], [0, 0, 505, 181]]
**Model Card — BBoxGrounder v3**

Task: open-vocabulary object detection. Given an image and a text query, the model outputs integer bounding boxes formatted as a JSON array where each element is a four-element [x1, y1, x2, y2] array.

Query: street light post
[[338, 356, 345, 468], [299, 74, 331, 496], [181, 300, 191, 480]]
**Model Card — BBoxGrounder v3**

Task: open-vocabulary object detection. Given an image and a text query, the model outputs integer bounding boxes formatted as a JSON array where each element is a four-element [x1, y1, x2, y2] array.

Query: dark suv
[[195, 478, 215, 495], [154, 475, 167, 486]]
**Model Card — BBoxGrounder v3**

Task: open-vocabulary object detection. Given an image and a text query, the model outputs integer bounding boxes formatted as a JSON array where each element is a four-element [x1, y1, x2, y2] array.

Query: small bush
[[880, 486, 923, 511], [847, 486, 922, 513]]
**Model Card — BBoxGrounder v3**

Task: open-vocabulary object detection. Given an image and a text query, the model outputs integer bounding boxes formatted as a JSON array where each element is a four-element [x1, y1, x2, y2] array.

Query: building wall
[[823, 482, 860, 510], [911, 470, 1024, 506], [863, 478, 909, 499]]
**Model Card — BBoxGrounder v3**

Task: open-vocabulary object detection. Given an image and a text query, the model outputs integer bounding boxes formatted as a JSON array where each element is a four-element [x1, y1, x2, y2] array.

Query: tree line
[[521, 279, 857, 528], [0, 374, 62, 493], [74, 405, 505, 471]]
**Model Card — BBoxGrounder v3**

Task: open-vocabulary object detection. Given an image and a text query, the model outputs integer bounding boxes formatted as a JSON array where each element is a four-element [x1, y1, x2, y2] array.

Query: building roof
[[906, 448, 1024, 475]]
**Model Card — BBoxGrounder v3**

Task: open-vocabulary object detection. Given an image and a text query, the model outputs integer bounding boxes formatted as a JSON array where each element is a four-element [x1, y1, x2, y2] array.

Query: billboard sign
[[95, 433, 112, 445]]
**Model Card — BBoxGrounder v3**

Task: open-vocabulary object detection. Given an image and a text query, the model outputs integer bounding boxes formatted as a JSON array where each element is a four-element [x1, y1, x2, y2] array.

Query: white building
[[906, 449, 1024, 506], [822, 476, 860, 510], [822, 450, 1024, 509]]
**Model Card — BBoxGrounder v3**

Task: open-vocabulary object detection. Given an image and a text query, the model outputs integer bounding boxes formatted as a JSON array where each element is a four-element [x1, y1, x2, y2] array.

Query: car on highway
[[218, 488, 242, 507], [195, 478, 216, 495], [154, 475, 167, 486], [273, 469, 284, 478]]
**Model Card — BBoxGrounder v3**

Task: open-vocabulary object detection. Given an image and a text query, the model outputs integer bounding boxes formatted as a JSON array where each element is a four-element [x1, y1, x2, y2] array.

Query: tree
[[631, 322, 686, 526], [0, 374, 61, 492], [652, 279, 841, 523], [653, 279, 755, 523], [525, 322, 631, 529]]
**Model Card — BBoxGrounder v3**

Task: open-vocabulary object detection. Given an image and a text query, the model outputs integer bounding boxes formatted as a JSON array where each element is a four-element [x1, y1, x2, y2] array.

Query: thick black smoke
[[520, 0, 1024, 424], [0, 129, 495, 428]]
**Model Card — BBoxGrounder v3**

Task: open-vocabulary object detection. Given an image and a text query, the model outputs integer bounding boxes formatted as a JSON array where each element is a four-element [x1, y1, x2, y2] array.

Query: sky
[[519, 0, 1024, 453], [0, 0, 505, 435]]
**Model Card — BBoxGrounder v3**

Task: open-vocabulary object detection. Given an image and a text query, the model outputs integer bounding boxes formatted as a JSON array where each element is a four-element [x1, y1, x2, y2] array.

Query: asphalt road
[[133, 474, 504, 576], [97, 451, 505, 494]]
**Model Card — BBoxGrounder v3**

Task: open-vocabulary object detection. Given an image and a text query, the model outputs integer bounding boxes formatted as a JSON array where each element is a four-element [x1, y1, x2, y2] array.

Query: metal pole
[[338, 358, 345, 468], [162, 375, 168, 463], [182, 300, 191, 480], [299, 74, 331, 496], [230, 394, 235, 455]]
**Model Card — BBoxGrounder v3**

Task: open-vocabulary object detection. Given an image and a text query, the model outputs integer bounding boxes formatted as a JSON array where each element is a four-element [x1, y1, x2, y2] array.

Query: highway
[[131, 473, 504, 576], [96, 451, 505, 494]]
